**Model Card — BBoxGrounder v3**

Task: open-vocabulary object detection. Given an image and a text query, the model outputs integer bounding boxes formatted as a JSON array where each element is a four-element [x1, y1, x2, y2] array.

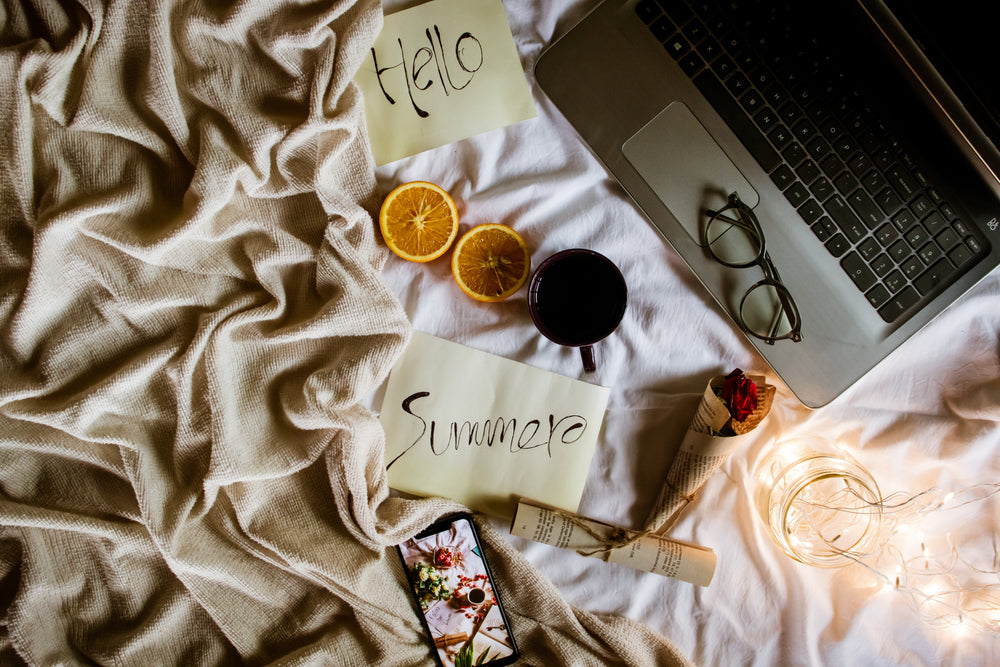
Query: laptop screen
[[885, 1, 1000, 153]]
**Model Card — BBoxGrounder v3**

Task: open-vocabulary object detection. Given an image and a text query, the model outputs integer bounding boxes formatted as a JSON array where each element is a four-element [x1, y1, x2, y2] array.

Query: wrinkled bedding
[[2, 0, 998, 665], [377, 1, 1000, 665]]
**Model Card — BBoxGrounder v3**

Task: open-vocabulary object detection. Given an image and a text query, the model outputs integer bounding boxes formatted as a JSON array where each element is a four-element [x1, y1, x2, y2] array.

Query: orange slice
[[451, 224, 531, 302], [379, 181, 459, 262]]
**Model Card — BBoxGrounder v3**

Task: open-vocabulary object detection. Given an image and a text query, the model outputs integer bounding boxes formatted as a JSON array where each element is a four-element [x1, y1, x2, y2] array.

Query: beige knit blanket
[[0, 1, 690, 663]]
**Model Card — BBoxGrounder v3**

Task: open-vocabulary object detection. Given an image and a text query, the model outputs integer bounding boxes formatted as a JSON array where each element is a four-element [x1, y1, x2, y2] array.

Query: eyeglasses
[[704, 192, 803, 344]]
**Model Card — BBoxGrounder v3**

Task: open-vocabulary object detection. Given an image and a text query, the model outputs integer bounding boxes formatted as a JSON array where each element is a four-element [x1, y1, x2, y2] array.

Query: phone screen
[[397, 513, 519, 666]]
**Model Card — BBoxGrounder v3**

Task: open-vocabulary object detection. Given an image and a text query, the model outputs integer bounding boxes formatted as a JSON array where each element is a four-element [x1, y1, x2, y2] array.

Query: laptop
[[534, 0, 1000, 407]]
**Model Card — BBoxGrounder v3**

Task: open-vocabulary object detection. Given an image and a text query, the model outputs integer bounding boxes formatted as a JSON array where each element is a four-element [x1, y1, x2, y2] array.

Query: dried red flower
[[719, 369, 757, 422]]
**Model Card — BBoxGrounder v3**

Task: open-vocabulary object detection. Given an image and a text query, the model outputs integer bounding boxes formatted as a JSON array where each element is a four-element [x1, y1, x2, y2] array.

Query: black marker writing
[[388, 391, 588, 467], [370, 25, 484, 118], [386, 391, 431, 469]]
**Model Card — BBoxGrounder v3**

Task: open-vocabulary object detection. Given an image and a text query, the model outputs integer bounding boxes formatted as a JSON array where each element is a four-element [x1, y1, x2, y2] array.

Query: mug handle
[[579, 345, 596, 373]]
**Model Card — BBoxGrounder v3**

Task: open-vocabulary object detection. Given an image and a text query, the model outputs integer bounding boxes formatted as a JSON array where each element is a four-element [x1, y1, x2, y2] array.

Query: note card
[[356, 0, 537, 165], [380, 332, 609, 519]]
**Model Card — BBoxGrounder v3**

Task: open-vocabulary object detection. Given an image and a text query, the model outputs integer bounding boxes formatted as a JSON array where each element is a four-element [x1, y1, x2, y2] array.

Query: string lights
[[755, 438, 1000, 636]]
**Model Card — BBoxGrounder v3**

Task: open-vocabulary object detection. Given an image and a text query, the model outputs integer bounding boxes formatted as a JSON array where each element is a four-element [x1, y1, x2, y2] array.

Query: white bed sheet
[[375, 1, 1000, 665]]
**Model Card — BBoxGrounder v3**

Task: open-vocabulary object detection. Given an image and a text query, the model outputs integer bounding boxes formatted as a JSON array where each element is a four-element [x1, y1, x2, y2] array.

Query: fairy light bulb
[[754, 438, 1000, 637]]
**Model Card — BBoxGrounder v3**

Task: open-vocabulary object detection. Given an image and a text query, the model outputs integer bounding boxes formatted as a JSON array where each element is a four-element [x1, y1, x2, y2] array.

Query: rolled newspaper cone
[[510, 499, 716, 586], [643, 372, 775, 534]]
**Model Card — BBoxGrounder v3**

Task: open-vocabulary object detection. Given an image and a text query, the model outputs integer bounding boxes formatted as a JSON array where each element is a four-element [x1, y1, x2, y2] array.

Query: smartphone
[[397, 512, 520, 666]]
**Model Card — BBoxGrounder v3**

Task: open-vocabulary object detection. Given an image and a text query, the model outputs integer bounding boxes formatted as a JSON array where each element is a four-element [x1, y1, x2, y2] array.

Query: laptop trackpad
[[622, 102, 758, 247]]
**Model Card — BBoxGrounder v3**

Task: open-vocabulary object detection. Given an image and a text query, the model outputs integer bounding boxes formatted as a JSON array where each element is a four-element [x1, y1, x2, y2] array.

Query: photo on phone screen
[[397, 513, 519, 666]]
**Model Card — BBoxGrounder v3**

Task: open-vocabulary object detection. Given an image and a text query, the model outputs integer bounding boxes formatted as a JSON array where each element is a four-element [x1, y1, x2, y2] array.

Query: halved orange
[[451, 224, 530, 302], [379, 181, 459, 262]]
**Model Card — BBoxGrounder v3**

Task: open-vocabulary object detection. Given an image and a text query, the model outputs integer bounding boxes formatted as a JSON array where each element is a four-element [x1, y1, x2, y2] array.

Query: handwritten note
[[356, 0, 537, 165], [380, 332, 609, 518]]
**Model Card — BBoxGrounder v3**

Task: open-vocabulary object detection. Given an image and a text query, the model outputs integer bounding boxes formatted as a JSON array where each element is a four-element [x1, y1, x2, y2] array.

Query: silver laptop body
[[535, 0, 1000, 407]]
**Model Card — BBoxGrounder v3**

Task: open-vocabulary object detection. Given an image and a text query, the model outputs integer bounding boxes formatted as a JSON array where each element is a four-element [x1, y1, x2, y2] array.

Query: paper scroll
[[510, 500, 716, 587]]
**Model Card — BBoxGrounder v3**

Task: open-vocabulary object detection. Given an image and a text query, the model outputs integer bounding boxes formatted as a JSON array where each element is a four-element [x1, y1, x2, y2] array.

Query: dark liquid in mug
[[533, 253, 627, 345]]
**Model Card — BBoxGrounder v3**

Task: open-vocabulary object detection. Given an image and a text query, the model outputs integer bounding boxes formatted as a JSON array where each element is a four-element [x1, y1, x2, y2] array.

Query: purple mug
[[528, 249, 628, 373]]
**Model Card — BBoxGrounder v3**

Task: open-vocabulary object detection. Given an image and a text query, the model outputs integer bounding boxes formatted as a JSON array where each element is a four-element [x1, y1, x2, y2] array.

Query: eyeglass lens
[[705, 207, 761, 267], [740, 282, 796, 341], [706, 199, 799, 342]]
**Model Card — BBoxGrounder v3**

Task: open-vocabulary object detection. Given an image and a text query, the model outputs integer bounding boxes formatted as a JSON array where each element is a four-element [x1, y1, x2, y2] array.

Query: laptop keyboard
[[634, 0, 985, 323]]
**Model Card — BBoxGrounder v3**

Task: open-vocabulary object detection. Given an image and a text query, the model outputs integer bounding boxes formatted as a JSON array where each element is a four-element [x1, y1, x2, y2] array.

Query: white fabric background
[[377, 0, 1000, 665]]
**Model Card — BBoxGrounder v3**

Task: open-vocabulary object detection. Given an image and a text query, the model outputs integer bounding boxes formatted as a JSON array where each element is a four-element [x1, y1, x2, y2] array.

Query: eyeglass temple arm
[[704, 210, 756, 233]]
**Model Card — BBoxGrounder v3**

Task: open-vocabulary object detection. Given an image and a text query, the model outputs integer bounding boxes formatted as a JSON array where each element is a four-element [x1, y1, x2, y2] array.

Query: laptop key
[[651, 16, 676, 41], [768, 125, 793, 150], [683, 18, 709, 44], [877, 286, 919, 323], [806, 137, 832, 161], [812, 216, 837, 241], [891, 208, 916, 232], [914, 258, 955, 295], [874, 187, 903, 215], [754, 107, 779, 133], [725, 72, 751, 97], [712, 54, 738, 79], [697, 36, 723, 61], [798, 199, 823, 224], [693, 71, 781, 171], [921, 210, 946, 235], [825, 195, 866, 242], [948, 244, 973, 267], [860, 131, 884, 155], [677, 50, 706, 77], [870, 253, 893, 277], [770, 164, 795, 190], [848, 190, 883, 229], [797, 160, 821, 186], [793, 119, 818, 144], [747, 65, 772, 89], [885, 166, 919, 200], [635, 0, 661, 24], [782, 142, 807, 168], [904, 223, 927, 249], [825, 233, 850, 258], [740, 89, 765, 115], [809, 176, 834, 202], [911, 194, 933, 218], [888, 240, 909, 261], [658, 0, 693, 23], [833, 171, 858, 195], [875, 223, 898, 246], [917, 242, 943, 266], [841, 251, 877, 292], [784, 182, 810, 208], [935, 228, 959, 251], [858, 238, 880, 261], [820, 155, 843, 178], [883, 270, 905, 294], [835, 135, 861, 161], [663, 34, 691, 58], [865, 284, 891, 308], [778, 101, 802, 125], [901, 255, 924, 279]]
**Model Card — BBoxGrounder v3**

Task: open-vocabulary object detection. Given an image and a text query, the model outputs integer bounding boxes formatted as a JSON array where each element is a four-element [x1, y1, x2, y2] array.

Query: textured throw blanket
[[0, 1, 690, 663]]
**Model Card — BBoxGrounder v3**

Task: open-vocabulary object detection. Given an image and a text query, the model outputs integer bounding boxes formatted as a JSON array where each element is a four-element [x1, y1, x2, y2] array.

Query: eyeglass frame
[[704, 192, 803, 344]]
